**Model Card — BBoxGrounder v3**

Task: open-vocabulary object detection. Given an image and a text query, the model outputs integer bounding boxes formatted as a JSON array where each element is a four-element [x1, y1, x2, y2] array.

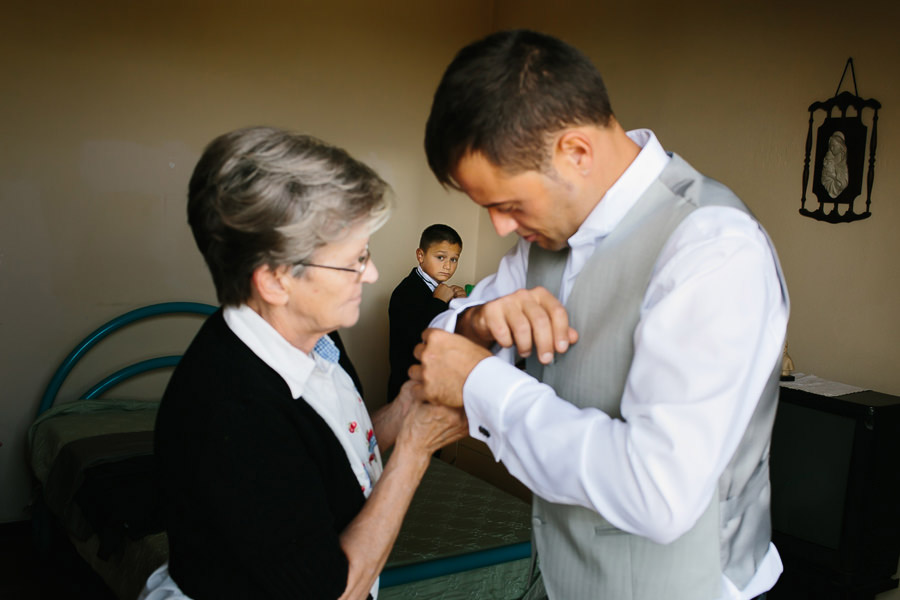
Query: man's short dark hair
[[419, 223, 462, 251], [425, 29, 614, 190]]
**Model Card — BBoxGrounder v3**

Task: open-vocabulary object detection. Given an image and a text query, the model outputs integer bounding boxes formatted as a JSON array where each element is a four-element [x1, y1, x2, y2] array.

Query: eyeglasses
[[296, 246, 371, 280]]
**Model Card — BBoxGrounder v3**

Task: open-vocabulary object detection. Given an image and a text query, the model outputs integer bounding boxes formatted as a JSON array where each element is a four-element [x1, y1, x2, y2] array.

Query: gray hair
[[188, 126, 391, 306]]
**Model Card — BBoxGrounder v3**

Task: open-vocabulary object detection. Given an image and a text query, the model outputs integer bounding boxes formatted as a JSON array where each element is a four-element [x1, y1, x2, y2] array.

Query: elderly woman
[[141, 127, 467, 600]]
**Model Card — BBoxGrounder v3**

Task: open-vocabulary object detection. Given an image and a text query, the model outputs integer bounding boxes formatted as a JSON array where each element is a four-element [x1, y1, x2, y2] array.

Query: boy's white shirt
[[415, 265, 438, 292]]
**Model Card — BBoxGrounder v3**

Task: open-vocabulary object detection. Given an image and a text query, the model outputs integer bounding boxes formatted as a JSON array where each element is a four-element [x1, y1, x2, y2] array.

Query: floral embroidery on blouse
[[366, 429, 376, 454]]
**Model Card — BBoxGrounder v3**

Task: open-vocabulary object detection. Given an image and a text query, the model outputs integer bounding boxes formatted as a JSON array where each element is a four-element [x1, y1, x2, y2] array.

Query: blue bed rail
[[37, 301, 216, 417], [380, 540, 532, 588]]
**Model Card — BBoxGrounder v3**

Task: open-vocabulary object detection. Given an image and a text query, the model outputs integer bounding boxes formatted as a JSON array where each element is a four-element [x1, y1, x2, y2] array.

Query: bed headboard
[[37, 301, 216, 417]]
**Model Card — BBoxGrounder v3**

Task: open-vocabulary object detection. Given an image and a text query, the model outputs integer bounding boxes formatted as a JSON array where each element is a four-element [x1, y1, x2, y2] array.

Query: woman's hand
[[337, 388, 467, 600], [392, 379, 419, 417], [397, 386, 469, 456], [370, 379, 420, 452]]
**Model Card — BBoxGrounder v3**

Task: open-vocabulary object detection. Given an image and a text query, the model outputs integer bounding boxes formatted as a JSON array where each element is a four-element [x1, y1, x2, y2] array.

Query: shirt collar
[[568, 128, 670, 249], [313, 335, 341, 364], [223, 304, 335, 399], [415, 265, 438, 292]]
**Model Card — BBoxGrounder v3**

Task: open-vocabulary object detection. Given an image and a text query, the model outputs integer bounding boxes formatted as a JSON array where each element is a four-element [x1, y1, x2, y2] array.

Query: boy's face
[[417, 241, 461, 283]]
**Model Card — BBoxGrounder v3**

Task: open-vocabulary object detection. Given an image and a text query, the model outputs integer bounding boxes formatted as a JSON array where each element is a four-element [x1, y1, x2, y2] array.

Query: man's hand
[[459, 286, 578, 364], [409, 328, 492, 407]]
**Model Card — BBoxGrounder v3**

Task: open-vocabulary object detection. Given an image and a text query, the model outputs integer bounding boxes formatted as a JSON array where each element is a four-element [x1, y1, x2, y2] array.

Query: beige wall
[[1, 1, 898, 559], [491, 1, 900, 400], [0, 0, 492, 523]]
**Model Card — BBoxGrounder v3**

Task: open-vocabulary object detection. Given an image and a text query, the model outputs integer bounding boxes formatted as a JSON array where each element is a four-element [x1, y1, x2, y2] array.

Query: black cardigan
[[155, 310, 365, 599]]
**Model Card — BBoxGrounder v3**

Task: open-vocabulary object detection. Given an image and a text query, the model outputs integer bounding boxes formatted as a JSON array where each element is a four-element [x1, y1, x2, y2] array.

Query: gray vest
[[525, 154, 788, 600]]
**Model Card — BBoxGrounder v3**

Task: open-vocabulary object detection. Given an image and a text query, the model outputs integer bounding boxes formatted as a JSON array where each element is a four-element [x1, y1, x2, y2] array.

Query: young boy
[[387, 224, 466, 402]]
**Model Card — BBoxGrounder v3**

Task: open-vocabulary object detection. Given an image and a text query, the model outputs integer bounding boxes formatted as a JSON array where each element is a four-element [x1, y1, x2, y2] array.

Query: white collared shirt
[[227, 305, 382, 600], [415, 265, 439, 292], [431, 129, 786, 599], [224, 305, 383, 497]]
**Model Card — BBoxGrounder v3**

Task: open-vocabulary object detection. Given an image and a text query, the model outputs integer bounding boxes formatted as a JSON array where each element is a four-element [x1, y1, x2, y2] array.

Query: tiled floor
[[0, 520, 116, 600]]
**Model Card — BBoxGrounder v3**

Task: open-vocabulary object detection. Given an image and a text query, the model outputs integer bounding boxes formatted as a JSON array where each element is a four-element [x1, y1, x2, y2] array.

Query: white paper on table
[[779, 372, 867, 397]]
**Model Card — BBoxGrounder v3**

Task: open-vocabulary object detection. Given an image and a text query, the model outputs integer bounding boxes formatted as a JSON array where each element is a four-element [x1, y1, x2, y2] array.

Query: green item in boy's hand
[[465, 284, 474, 296]]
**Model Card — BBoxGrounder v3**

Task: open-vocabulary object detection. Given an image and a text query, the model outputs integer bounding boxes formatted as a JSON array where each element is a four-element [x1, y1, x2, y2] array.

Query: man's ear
[[251, 263, 290, 306], [416, 248, 425, 265], [554, 129, 594, 177]]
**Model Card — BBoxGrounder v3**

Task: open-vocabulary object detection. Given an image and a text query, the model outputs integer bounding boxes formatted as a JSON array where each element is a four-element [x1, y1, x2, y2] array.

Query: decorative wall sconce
[[780, 342, 795, 382], [800, 58, 881, 223]]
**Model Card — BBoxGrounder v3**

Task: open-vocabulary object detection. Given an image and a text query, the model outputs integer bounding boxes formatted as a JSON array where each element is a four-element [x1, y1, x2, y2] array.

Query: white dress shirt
[[431, 130, 787, 599]]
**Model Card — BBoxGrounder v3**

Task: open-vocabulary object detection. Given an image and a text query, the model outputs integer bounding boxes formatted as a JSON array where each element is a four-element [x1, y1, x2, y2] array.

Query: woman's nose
[[363, 259, 379, 283]]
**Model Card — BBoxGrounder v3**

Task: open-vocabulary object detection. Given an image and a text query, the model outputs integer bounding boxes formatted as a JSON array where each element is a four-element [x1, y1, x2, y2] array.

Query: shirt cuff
[[429, 297, 486, 332], [462, 356, 529, 459]]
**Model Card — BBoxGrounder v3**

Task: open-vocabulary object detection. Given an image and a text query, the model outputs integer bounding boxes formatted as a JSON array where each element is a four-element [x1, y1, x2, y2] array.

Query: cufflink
[[478, 425, 491, 438]]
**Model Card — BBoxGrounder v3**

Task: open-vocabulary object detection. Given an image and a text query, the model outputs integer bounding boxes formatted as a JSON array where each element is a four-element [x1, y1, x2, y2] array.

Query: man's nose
[[489, 209, 517, 237]]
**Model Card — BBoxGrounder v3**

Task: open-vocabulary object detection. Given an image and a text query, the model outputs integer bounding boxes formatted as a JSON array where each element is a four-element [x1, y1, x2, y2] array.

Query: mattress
[[381, 457, 533, 599], [29, 399, 167, 600], [29, 399, 160, 486]]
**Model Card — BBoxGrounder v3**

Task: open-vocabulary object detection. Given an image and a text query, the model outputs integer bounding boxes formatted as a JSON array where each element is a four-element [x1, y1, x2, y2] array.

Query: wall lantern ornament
[[800, 58, 881, 223]]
